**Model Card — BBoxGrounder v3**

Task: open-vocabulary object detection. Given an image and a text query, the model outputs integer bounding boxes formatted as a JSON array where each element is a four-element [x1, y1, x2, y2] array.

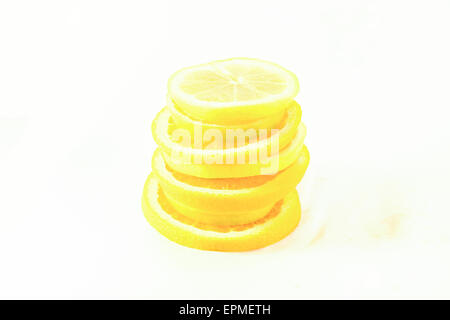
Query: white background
[[1, 0, 450, 299]]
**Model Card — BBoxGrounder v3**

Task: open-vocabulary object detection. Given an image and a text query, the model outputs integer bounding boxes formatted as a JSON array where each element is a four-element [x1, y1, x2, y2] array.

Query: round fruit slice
[[155, 100, 301, 151], [152, 101, 304, 178], [167, 96, 287, 136], [152, 145, 309, 225], [142, 174, 301, 251], [163, 192, 273, 226], [168, 58, 300, 124], [159, 121, 306, 178]]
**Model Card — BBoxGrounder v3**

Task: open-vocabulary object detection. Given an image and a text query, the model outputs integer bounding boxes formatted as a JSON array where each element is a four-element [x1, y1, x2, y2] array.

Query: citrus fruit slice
[[168, 58, 299, 124], [167, 96, 286, 136], [163, 192, 273, 226], [152, 146, 309, 225], [142, 174, 301, 251], [151, 101, 304, 177], [155, 100, 301, 150], [159, 121, 306, 178]]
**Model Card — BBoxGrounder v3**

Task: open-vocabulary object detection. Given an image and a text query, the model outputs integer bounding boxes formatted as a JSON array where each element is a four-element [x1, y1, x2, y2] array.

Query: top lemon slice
[[168, 58, 300, 124]]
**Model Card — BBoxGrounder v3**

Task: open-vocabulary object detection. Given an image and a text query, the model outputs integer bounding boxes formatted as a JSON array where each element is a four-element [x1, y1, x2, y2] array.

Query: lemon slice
[[154, 100, 301, 151], [142, 174, 301, 251], [152, 101, 304, 178], [167, 96, 287, 136], [159, 120, 306, 178], [152, 146, 309, 225], [168, 58, 299, 124], [163, 192, 273, 226]]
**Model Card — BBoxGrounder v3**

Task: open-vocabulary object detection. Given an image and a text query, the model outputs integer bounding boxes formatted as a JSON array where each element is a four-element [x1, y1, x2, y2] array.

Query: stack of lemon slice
[[142, 58, 309, 251]]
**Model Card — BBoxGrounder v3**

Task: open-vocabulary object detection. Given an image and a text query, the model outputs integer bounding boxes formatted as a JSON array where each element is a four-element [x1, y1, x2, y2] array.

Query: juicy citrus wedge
[[152, 146, 309, 225], [142, 174, 301, 251], [152, 101, 304, 178], [167, 96, 287, 136], [168, 58, 300, 124]]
